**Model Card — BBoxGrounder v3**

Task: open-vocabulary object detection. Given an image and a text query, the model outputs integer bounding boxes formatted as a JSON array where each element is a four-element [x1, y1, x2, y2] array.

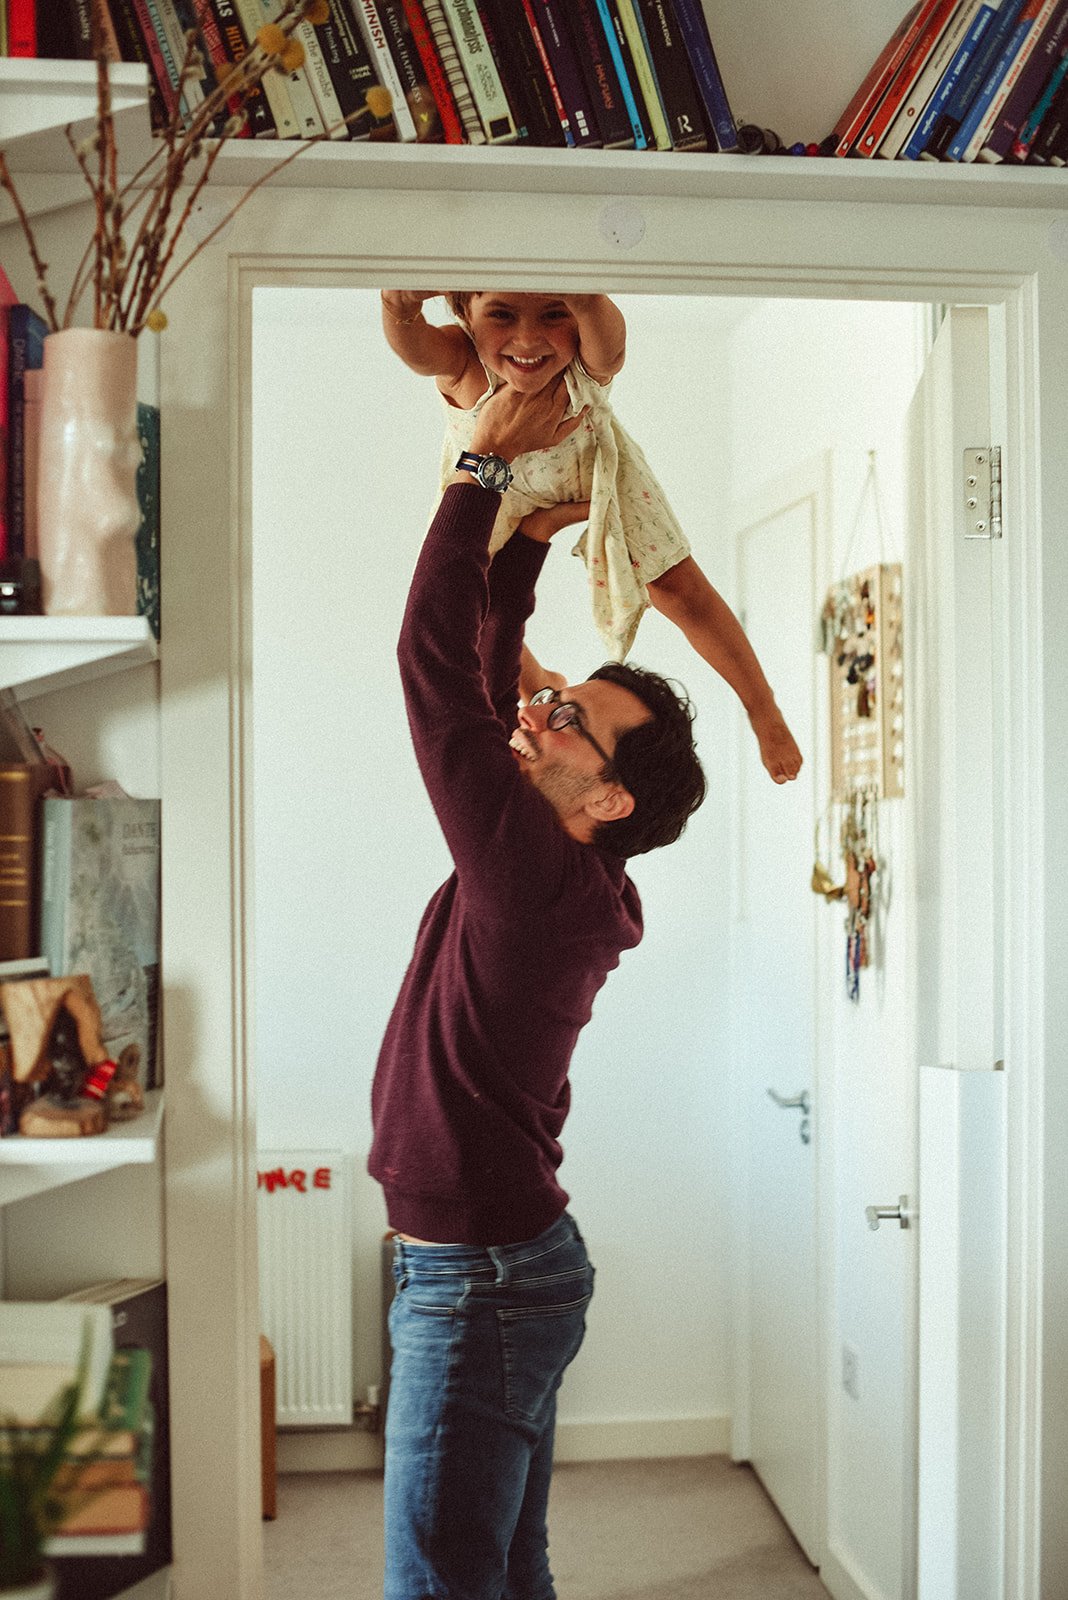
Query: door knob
[[865, 1195, 912, 1231]]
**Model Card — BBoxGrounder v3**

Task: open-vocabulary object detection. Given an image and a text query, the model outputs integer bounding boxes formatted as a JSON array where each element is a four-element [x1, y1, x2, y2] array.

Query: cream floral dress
[[439, 359, 690, 660]]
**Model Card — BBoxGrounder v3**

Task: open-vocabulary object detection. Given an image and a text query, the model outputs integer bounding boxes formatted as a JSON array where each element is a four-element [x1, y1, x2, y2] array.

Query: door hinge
[[963, 446, 1002, 540]]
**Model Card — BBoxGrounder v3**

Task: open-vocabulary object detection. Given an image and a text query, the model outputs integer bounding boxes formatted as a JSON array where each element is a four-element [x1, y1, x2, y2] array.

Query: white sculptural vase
[[37, 328, 140, 617]]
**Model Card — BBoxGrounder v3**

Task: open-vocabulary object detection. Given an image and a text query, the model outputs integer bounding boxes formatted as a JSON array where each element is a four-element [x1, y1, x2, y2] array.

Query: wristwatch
[[454, 451, 514, 492]]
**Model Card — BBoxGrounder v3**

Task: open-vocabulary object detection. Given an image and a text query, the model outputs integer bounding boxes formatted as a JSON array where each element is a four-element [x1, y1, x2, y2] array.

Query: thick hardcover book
[[52, 1281, 172, 1600], [636, 0, 707, 150], [616, 0, 671, 147], [475, 0, 561, 145], [231, 0, 301, 134], [439, 0, 518, 141], [208, 0, 277, 135], [380, 0, 444, 139], [316, 1, 395, 142], [351, 0, 420, 137], [7, 305, 48, 564], [875, 0, 992, 158], [135, 402, 160, 642], [923, 0, 1026, 155], [0, 763, 50, 962], [948, 0, 1058, 155], [400, 0, 464, 141], [530, 0, 602, 145], [669, 0, 738, 150], [1012, 39, 1068, 151], [854, 0, 967, 156], [820, 0, 929, 154], [901, 1, 998, 156], [565, 0, 634, 148], [40, 796, 162, 1093], [978, 0, 1068, 156], [594, 0, 649, 146]]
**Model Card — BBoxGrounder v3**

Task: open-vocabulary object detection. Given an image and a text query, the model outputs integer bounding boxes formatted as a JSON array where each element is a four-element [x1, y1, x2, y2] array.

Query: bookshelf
[[0, 1088, 163, 1206], [0, 616, 157, 698]]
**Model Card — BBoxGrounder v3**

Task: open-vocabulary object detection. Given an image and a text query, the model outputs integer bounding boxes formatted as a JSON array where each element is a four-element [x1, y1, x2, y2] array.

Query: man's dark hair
[[588, 662, 706, 858]]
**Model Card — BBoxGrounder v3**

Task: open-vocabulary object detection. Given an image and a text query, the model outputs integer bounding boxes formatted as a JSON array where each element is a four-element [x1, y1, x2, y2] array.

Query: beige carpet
[[264, 1457, 831, 1599]]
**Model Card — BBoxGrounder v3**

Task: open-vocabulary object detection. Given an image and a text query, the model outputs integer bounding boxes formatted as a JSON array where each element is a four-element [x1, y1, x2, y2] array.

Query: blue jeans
[[384, 1212, 594, 1600]]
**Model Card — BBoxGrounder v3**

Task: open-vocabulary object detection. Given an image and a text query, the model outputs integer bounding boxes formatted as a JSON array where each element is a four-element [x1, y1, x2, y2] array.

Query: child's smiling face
[[465, 293, 580, 392]]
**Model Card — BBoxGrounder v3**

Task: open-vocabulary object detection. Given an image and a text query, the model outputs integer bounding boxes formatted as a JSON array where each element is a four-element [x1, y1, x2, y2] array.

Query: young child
[[381, 288, 802, 784]]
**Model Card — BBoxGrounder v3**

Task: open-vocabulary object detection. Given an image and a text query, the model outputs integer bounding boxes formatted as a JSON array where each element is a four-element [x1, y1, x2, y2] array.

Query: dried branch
[[0, 153, 61, 332]]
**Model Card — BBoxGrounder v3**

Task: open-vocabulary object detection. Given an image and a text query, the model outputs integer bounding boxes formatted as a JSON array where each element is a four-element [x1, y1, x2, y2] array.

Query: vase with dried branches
[[0, 0, 391, 617]]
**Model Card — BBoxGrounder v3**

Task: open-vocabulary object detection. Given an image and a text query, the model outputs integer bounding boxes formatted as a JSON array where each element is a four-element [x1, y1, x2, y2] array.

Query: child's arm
[[559, 294, 627, 384], [648, 557, 803, 785], [380, 290, 475, 387]]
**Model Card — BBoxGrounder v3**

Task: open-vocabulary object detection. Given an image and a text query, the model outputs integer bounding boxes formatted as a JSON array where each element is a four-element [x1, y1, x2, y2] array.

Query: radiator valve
[[353, 1385, 381, 1433]]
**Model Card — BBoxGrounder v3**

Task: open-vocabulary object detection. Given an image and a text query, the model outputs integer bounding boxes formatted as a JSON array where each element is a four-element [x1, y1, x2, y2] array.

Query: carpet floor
[[264, 1458, 831, 1599]]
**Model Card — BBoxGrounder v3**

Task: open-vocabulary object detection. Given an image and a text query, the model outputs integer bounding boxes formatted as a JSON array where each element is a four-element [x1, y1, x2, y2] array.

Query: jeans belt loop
[[487, 1246, 509, 1286]]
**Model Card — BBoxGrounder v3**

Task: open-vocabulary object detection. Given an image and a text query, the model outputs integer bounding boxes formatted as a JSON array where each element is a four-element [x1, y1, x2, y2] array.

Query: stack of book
[[0, 0, 741, 153], [823, 0, 1068, 164]]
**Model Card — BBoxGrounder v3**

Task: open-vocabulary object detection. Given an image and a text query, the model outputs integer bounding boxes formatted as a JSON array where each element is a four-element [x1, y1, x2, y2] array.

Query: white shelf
[[0, 615, 157, 699], [0, 1088, 163, 1206]]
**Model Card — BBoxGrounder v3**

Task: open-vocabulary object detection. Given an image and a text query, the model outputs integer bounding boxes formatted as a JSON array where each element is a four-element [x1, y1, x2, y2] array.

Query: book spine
[[418, 0, 484, 140], [7, 0, 36, 55], [593, 0, 648, 147], [668, 0, 738, 150], [566, 0, 634, 149], [474, 0, 556, 145], [1028, 54, 1068, 150], [978, 0, 1068, 157], [142, 0, 194, 121], [351, 0, 420, 137], [901, 2, 997, 157], [876, 0, 990, 159], [231, 0, 301, 133], [1012, 36, 1068, 151], [6, 307, 45, 562], [532, 0, 602, 145], [259, 0, 325, 135], [825, 0, 943, 154], [438, 0, 517, 140], [22, 369, 42, 564], [61, 0, 95, 56], [949, 0, 1056, 155], [210, 0, 277, 134], [511, 0, 572, 144], [1046, 90, 1068, 149], [924, 0, 1027, 155], [0, 766, 42, 962], [187, 0, 251, 134], [854, 0, 967, 157], [616, 0, 671, 147], [635, 0, 708, 150], [0, 303, 8, 563], [315, 0, 394, 141], [106, 0, 169, 127], [400, 0, 464, 142], [379, 1, 442, 139], [296, 15, 351, 136], [128, 0, 182, 121], [161, 0, 209, 118]]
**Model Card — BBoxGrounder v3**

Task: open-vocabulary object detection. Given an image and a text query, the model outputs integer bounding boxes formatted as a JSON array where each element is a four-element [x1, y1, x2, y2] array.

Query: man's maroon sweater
[[368, 484, 643, 1245]]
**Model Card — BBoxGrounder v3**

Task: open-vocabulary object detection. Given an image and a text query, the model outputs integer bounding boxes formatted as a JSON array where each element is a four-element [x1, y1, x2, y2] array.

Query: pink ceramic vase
[[37, 328, 140, 617]]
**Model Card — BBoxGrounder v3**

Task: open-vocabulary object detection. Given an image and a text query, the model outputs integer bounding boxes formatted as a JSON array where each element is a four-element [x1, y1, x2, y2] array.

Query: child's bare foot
[[753, 711, 802, 784]]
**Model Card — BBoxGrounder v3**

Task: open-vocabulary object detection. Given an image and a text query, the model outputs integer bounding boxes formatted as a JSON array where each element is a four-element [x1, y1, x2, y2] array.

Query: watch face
[[479, 456, 512, 491]]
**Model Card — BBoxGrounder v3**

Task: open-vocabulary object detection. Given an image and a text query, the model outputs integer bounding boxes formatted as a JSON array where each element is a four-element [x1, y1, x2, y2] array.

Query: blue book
[[948, 0, 1051, 158], [593, 0, 649, 147], [901, 3, 998, 157], [669, 0, 739, 151], [6, 304, 48, 562], [923, 0, 1027, 157]]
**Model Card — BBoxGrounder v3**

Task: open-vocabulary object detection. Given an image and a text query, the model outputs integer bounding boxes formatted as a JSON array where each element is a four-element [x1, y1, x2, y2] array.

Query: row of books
[[0, 0, 742, 153], [1, 1280, 171, 1600], [823, 0, 1068, 164]]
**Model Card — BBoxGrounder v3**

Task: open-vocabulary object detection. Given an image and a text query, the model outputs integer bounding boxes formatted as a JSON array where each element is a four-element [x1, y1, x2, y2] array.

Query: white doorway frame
[[159, 187, 1057, 1600]]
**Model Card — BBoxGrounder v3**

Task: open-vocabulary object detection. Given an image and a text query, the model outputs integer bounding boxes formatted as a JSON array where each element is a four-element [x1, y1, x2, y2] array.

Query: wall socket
[[842, 1344, 860, 1401]]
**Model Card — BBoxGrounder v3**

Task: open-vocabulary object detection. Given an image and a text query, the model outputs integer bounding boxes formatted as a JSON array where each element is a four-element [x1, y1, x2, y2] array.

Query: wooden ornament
[[19, 1096, 108, 1138]]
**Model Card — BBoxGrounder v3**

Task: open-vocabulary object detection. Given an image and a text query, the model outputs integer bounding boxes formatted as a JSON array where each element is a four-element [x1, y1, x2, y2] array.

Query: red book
[[7, 0, 37, 54], [853, 0, 966, 155], [828, 0, 952, 155], [401, 0, 464, 143]]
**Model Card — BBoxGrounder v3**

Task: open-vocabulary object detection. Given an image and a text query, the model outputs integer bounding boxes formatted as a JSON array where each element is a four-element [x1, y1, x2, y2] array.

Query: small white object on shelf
[[0, 1087, 163, 1207], [0, 615, 157, 698]]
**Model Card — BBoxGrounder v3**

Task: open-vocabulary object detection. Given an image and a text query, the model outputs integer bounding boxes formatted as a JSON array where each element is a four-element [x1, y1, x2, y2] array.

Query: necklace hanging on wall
[[841, 787, 878, 1002]]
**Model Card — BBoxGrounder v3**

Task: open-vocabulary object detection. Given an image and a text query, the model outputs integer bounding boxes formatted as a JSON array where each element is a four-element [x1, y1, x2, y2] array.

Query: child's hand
[[751, 708, 803, 785], [380, 289, 439, 326], [518, 500, 591, 544]]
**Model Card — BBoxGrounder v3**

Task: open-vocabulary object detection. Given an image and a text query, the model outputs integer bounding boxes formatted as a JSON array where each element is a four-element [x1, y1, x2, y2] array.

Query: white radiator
[[257, 1150, 353, 1427]]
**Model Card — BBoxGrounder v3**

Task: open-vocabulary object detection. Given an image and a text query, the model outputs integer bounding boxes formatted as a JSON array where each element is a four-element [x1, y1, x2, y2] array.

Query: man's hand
[[469, 376, 582, 463]]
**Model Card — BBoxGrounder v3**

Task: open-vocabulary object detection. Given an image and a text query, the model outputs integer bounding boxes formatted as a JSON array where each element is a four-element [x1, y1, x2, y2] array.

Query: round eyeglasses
[[528, 687, 615, 772]]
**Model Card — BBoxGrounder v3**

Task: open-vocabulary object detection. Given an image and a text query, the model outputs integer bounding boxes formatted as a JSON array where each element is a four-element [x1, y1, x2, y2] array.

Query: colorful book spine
[[668, 0, 738, 150], [900, 2, 998, 157], [474, 0, 557, 145], [854, 0, 966, 157], [529, 0, 602, 146], [923, 0, 1026, 155], [210, 0, 277, 135], [875, 0, 992, 159], [439, 0, 518, 141], [978, 0, 1068, 157], [515, 0, 574, 144], [419, 0, 485, 141], [949, 0, 1058, 155], [188, 0, 252, 135], [1027, 50, 1068, 149], [6, 305, 48, 564], [616, 0, 671, 148], [7, 0, 37, 55], [593, 0, 648, 147], [1046, 89, 1068, 150], [258, 0, 325, 135], [128, 0, 182, 122], [351, 0, 421, 137], [316, 0, 395, 142], [636, 0, 708, 151], [296, 14, 351, 137], [0, 765, 48, 962], [821, 0, 930, 154], [564, 0, 633, 149], [231, 0, 301, 134], [379, 1, 443, 139], [401, 0, 464, 142], [1011, 39, 1068, 152]]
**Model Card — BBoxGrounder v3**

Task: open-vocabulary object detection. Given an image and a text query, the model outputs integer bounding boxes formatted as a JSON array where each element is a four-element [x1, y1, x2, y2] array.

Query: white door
[[732, 467, 824, 1567]]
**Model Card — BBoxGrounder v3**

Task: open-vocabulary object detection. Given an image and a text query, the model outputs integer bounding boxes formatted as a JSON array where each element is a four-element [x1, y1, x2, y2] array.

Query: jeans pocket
[[496, 1288, 592, 1425]]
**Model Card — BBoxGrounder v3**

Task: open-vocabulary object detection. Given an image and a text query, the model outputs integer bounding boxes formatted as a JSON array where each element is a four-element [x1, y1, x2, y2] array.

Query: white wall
[[250, 289, 738, 1451]]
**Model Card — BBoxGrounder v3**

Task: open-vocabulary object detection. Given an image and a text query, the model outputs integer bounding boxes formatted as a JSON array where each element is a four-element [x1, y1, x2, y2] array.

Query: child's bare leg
[[648, 556, 802, 784], [514, 500, 591, 703]]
